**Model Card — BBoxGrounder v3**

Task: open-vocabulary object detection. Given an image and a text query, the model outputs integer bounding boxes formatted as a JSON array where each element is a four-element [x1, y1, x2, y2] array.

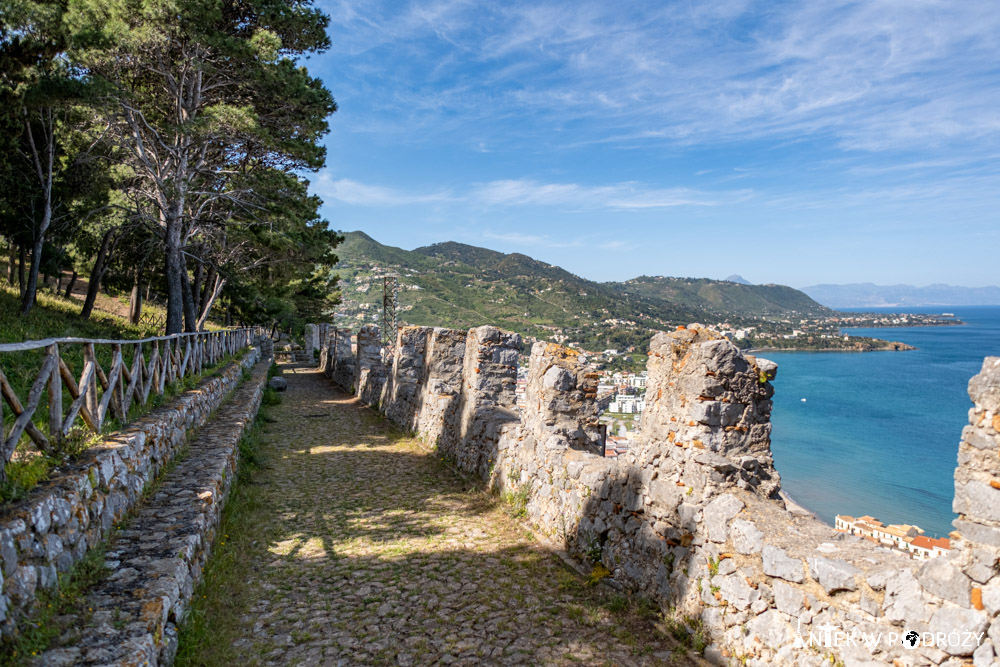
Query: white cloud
[[470, 179, 722, 209], [481, 231, 637, 252], [315, 174, 452, 206], [320, 0, 1000, 155], [316, 175, 729, 211]]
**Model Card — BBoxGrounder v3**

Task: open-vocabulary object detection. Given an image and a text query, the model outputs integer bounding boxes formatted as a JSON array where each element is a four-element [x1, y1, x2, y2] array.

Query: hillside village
[[332, 231, 960, 361]]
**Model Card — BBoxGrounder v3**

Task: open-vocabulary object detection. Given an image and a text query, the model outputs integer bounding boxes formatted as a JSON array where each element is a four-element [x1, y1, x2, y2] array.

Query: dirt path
[[194, 364, 690, 666]]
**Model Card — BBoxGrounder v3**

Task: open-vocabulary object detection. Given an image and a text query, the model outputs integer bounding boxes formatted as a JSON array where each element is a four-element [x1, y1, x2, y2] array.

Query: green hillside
[[333, 231, 831, 350], [614, 276, 831, 318]]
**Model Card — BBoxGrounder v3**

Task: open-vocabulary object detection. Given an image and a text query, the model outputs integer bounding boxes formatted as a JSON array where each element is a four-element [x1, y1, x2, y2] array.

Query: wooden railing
[[0, 327, 266, 474], [137, 312, 167, 329]]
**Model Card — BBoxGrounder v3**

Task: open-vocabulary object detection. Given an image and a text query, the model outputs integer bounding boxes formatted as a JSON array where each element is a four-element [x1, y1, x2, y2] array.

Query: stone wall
[[438, 326, 521, 480], [356, 324, 387, 408], [329, 329, 356, 391], [636, 326, 780, 498], [414, 328, 467, 446], [0, 346, 263, 640], [380, 326, 433, 431], [38, 355, 271, 665], [314, 322, 1000, 666]]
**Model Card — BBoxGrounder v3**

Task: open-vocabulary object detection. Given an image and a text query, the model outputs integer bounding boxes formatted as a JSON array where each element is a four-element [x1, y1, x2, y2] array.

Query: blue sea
[[763, 306, 1000, 538]]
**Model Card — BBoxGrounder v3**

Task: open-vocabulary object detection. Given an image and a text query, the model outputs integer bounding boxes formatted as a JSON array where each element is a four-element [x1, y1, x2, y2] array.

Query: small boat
[[801, 398, 807, 402]]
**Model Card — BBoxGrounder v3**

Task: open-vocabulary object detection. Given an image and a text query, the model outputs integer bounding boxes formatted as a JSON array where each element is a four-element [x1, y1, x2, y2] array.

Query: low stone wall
[[314, 321, 1000, 666], [36, 354, 270, 665], [0, 346, 262, 641]]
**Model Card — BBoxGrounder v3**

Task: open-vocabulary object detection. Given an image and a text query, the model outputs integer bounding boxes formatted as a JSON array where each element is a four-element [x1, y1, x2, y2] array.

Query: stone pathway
[[198, 364, 693, 666]]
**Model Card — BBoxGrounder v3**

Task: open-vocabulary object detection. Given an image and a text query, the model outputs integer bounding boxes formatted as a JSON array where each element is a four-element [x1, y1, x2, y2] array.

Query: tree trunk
[[191, 257, 203, 315], [225, 304, 232, 327], [128, 263, 144, 325], [195, 274, 225, 331], [180, 258, 197, 333], [20, 234, 47, 315], [19, 109, 55, 316], [164, 214, 185, 334], [63, 270, 77, 298], [18, 245, 26, 294], [81, 228, 115, 320], [6, 242, 14, 285], [199, 264, 216, 315]]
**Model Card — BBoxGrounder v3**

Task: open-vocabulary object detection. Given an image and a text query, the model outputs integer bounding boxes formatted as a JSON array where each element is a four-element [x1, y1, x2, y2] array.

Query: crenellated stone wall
[[438, 326, 521, 479], [356, 325, 387, 408], [380, 326, 433, 431], [312, 323, 1000, 667], [414, 328, 467, 446], [329, 328, 356, 391], [636, 326, 781, 498]]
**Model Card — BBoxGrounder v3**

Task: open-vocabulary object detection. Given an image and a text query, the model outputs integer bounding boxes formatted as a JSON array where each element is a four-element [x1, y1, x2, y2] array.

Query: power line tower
[[381, 275, 399, 360]]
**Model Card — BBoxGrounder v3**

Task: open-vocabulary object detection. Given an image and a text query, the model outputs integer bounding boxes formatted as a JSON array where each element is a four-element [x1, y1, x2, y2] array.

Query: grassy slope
[[0, 284, 162, 344], [0, 283, 224, 503]]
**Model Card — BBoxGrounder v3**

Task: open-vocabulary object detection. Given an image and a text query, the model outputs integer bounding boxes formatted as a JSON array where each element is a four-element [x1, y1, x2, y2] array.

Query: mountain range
[[801, 283, 1000, 308], [333, 232, 831, 350]]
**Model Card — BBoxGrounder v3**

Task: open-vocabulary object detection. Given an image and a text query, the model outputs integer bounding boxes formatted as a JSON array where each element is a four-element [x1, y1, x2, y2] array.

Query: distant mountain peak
[[726, 274, 751, 285]]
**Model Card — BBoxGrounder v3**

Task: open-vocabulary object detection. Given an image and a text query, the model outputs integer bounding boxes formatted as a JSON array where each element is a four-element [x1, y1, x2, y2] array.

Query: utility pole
[[381, 275, 398, 361]]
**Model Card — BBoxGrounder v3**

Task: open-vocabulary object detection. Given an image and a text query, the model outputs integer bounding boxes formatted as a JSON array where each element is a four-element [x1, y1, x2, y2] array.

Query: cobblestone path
[[199, 364, 690, 666]]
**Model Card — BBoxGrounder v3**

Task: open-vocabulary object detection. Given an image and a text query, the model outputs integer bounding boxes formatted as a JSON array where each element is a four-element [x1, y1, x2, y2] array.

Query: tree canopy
[[0, 0, 341, 333]]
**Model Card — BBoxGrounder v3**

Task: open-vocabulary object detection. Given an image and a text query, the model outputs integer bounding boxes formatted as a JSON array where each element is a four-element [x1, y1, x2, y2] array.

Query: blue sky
[[305, 0, 1000, 288]]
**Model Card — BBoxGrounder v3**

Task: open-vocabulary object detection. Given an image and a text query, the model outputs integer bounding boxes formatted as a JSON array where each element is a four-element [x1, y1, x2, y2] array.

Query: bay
[[763, 305, 1000, 538]]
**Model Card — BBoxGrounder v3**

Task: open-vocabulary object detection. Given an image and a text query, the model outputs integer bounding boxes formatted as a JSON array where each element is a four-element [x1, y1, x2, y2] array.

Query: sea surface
[[763, 305, 1000, 538]]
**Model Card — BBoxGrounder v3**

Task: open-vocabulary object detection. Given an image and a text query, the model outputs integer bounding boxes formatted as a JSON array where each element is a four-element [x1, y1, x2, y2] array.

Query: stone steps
[[35, 358, 270, 666]]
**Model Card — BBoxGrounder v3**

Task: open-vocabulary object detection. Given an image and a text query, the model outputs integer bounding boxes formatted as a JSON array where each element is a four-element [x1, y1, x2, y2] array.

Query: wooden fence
[[0, 327, 266, 472], [137, 311, 167, 329]]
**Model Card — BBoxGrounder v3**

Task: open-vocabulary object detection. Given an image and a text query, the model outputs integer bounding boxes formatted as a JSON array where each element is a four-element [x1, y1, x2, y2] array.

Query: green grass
[[174, 397, 279, 666], [500, 482, 531, 519], [0, 545, 109, 665], [0, 284, 160, 344]]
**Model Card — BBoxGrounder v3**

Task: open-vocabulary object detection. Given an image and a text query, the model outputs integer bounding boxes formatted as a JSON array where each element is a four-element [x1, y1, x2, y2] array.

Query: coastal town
[[332, 259, 963, 358], [835, 514, 951, 560]]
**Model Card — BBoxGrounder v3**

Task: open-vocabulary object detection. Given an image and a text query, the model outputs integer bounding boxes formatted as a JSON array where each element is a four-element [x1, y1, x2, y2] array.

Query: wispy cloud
[[315, 175, 453, 206], [319, 0, 1000, 156], [318, 176, 730, 210], [470, 179, 724, 209], [481, 231, 638, 252]]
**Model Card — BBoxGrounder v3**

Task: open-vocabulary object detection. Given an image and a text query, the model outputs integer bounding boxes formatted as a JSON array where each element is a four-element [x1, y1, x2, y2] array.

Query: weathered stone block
[[717, 573, 756, 610], [747, 609, 794, 649], [954, 480, 1000, 522], [808, 556, 859, 594], [883, 568, 931, 624], [762, 544, 803, 583], [730, 518, 764, 555], [968, 357, 1000, 412], [918, 557, 972, 608], [928, 605, 988, 656], [703, 494, 744, 543]]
